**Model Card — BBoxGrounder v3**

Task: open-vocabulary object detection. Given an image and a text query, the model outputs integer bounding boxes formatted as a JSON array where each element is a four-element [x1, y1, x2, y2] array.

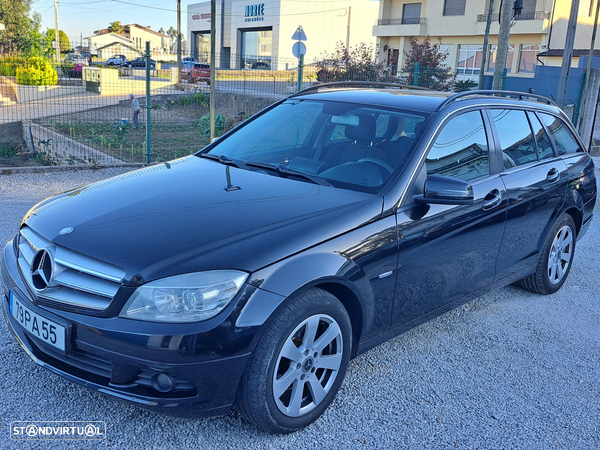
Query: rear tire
[[519, 213, 576, 295], [235, 288, 351, 434]]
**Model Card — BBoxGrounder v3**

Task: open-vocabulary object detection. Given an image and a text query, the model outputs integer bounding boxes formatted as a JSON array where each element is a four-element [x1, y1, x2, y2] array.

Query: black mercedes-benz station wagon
[[2, 84, 597, 433]]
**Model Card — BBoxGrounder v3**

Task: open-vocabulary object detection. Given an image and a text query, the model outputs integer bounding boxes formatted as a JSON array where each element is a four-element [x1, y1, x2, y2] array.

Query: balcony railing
[[376, 17, 427, 26], [477, 11, 551, 22]]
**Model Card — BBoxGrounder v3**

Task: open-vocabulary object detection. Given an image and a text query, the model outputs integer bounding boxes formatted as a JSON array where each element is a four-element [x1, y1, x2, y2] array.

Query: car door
[[392, 110, 508, 326], [489, 109, 569, 279]]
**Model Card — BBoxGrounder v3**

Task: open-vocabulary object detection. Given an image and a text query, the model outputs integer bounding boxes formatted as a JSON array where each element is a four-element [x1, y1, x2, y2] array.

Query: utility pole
[[492, 0, 513, 90], [479, 0, 495, 89], [578, 0, 600, 129], [209, 0, 216, 141], [177, 0, 182, 84], [557, 0, 581, 109], [54, 0, 60, 62], [345, 7, 352, 49]]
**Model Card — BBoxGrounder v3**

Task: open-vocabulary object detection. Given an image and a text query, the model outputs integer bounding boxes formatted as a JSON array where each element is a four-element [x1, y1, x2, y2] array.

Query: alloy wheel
[[272, 314, 343, 417], [547, 225, 573, 284]]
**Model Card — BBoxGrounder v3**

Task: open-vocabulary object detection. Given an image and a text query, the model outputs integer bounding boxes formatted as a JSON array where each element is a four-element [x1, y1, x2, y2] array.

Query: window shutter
[[443, 0, 467, 16]]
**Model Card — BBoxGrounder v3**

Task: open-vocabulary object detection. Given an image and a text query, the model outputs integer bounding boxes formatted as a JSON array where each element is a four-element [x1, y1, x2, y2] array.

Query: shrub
[[16, 57, 58, 85], [0, 56, 27, 77], [315, 42, 394, 83], [454, 79, 478, 92]]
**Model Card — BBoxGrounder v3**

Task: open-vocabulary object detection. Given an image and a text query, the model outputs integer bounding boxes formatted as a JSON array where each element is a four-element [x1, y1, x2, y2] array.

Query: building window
[[443, 0, 466, 16], [438, 44, 455, 68], [518, 44, 546, 73], [403, 3, 422, 24], [457, 44, 483, 75], [488, 44, 515, 73]]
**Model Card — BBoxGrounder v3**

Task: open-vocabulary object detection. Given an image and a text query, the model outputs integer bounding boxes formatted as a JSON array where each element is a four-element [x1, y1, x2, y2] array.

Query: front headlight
[[119, 270, 248, 323]]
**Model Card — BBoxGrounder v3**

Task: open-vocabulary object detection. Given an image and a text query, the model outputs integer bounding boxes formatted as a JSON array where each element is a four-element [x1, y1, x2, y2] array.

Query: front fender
[[237, 216, 399, 343]]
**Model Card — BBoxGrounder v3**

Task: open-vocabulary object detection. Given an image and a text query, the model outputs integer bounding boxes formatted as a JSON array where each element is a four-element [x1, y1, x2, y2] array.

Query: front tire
[[236, 288, 352, 434], [519, 213, 576, 294]]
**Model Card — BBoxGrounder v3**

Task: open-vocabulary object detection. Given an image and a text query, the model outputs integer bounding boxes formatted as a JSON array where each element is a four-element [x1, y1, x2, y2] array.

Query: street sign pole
[[291, 26, 307, 92], [298, 54, 304, 91]]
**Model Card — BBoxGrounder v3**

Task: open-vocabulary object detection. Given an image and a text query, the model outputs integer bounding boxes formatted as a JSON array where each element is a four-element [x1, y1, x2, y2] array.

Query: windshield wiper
[[273, 164, 332, 187], [200, 154, 331, 186]]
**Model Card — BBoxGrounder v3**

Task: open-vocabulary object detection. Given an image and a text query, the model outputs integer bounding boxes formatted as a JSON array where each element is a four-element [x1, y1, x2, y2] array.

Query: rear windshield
[[201, 100, 428, 193]]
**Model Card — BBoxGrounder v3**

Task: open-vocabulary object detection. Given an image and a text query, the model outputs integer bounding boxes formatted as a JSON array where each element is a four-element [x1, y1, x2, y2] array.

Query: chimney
[[147, 26, 151, 29]]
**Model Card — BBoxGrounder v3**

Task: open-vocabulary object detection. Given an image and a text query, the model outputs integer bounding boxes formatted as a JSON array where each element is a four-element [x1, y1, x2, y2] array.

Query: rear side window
[[539, 113, 582, 155], [490, 109, 537, 168], [426, 111, 490, 182], [528, 113, 555, 160]]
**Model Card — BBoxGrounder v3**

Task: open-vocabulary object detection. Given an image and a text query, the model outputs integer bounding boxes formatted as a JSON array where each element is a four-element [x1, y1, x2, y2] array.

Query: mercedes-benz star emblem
[[59, 227, 74, 235], [30, 249, 55, 291]]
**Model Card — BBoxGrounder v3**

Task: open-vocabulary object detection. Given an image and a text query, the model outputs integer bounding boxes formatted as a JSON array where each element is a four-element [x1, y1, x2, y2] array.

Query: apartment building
[[374, 0, 599, 78]]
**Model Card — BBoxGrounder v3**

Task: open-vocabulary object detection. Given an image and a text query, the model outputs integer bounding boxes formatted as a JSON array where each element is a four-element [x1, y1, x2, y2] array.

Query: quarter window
[[539, 113, 582, 155], [490, 109, 537, 168], [528, 113, 555, 160], [426, 111, 490, 182]]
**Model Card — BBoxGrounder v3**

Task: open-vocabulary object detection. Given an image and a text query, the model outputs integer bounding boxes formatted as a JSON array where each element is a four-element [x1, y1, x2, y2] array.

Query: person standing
[[130, 94, 140, 129]]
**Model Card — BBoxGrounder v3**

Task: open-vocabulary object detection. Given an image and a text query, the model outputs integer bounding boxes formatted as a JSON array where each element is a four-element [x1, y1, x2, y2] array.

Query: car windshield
[[201, 99, 427, 193]]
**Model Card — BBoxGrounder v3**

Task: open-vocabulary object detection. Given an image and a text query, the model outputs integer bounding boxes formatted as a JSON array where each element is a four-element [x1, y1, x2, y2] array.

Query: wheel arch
[[563, 207, 582, 236], [311, 281, 363, 358]]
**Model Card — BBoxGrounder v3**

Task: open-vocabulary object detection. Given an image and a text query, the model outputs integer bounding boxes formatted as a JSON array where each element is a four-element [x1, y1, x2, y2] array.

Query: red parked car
[[182, 62, 211, 85]]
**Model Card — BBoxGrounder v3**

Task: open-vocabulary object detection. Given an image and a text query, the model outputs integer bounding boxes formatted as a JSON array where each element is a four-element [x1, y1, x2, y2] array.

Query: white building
[[88, 24, 171, 59], [187, 0, 380, 69]]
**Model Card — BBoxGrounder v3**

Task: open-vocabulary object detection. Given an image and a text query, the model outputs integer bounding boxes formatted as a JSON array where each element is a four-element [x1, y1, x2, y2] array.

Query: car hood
[[23, 156, 383, 284]]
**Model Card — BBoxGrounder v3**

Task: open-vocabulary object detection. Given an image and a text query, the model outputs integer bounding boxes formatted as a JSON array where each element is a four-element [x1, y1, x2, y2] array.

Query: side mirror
[[414, 174, 474, 205]]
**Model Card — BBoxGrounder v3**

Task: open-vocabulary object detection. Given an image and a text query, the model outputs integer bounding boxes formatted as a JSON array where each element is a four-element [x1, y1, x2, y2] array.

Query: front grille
[[17, 226, 125, 311]]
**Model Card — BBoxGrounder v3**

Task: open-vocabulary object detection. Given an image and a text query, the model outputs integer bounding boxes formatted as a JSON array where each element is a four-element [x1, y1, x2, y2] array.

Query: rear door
[[393, 110, 508, 326], [489, 109, 569, 279]]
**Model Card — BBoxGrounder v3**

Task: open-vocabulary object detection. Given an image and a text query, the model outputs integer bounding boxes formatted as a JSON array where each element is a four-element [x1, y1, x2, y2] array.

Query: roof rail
[[289, 81, 432, 97], [435, 90, 557, 111]]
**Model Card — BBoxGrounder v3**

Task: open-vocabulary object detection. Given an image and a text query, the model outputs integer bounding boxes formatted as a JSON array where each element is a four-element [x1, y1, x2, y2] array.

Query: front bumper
[[1, 239, 266, 417]]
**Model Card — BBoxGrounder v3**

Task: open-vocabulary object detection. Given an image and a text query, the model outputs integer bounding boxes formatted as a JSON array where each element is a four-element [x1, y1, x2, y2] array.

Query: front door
[[392, 110, 507, 326]]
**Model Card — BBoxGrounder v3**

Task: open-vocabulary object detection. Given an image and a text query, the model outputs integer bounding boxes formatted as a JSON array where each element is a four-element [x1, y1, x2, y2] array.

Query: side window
[[426, 111, 490, 182], [528, 112, 555, 160], [490, 109, 537, 169], [539, 113, 582, 155]]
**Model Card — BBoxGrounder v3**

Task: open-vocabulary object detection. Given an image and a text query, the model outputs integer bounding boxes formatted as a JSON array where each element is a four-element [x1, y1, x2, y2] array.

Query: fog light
[[151, 373, 175, 393]]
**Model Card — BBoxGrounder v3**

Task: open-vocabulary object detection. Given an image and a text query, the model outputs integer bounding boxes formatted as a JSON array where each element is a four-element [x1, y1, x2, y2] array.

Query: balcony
[[475, 11, 551, 35], [373, 17, 427, 37]]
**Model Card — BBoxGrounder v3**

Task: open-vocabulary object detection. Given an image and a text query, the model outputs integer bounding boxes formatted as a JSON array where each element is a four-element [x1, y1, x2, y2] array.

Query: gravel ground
[[0, 165, 599, 450]]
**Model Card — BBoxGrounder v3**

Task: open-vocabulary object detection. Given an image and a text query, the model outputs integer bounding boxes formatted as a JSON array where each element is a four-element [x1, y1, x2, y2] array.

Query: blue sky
[[34, 0, 198, 42]]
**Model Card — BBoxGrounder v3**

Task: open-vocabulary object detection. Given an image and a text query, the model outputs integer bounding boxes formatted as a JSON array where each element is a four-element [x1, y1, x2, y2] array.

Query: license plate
[[9, 292, 66, 351]]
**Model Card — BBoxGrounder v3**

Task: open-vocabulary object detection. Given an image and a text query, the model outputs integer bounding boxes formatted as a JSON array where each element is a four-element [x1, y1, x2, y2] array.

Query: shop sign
[[245, 3, 265, 22], [192, 14, 211, 20]]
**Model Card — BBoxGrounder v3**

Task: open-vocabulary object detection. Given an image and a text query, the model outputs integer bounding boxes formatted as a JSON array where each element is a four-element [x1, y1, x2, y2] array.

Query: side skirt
[[355, 264, 536, 357]]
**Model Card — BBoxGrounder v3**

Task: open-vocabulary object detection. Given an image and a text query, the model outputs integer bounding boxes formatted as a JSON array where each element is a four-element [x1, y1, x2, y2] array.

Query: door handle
[[482, 189, 502, 211], [547, 168, 560, 183]]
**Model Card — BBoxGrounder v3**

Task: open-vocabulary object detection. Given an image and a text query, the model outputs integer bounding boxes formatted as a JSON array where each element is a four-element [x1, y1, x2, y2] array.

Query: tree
[[0, 0, 36, 53], [158, 27, 165, 35], [315, 42, 394, 83], [401, 36, 455, 91], [45, 29, 70, 53], [108, 21, 124, 35]]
